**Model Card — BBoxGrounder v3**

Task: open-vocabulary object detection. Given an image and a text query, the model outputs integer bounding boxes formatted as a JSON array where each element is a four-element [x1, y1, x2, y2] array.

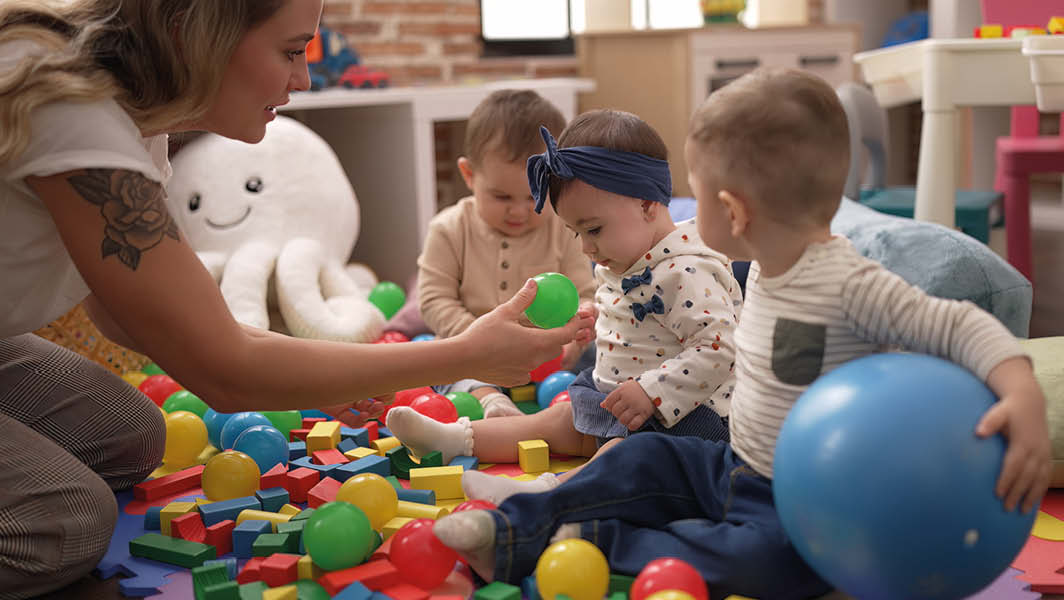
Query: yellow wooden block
[[381, 516, 414, 540], [306, 421, 341, 454], [977, 24, 1003, 38], [1049, 17, 1064, 35], [194, 497, 215, 507], [160, 502, 197, 536], [343, 446, 377, 461], [235, 509, 292, 532], [278, 503, 301, 516], [434, 498, 467, 512], [409, 465, 465, 500], [298, 554, 324, 580], [518, 439, 550, 473], [396, 500, 450, 520], [509, 384, 535, 404], [371, 436, 401, 457], [262, 585, 298, 600]]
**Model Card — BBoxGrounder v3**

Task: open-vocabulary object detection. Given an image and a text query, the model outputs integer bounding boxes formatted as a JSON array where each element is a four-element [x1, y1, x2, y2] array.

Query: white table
[[280, 78, 595, 286]]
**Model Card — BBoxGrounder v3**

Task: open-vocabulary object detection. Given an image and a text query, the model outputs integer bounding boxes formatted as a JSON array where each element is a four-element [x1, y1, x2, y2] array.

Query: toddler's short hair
[[687, 67, 850, 226], [464, 89, 566, 168]]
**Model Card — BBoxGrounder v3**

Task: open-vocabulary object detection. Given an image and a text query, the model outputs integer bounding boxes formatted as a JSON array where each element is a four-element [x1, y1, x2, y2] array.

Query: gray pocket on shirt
[[771, 318, 826, 386]]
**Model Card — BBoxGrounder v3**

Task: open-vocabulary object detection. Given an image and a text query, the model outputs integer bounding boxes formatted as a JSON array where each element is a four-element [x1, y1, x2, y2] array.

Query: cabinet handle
[[715, 58, 759, 70], [799, 55, 839, 67]]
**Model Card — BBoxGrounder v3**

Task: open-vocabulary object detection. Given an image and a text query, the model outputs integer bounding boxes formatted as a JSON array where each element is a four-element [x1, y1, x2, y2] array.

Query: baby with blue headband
[[387, 109, 742, 505]]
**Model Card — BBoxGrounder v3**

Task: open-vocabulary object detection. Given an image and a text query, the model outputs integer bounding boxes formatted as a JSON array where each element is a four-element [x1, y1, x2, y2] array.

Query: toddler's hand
[[600, 380, 655, 431], [560, 340, 585, 370]]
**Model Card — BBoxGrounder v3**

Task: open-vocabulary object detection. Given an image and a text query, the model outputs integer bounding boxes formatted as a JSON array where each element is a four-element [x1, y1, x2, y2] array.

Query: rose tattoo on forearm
[[67, 169, 179, 270]]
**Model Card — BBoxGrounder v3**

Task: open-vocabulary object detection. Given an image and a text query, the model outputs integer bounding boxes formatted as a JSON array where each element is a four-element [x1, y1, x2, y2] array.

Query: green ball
[[293, 580, 331, 600], [261, 410, 302, 442], [142, 362, 166, 375], [524, 272, 579, 329], [161, 390, 208, 418], [369, 281, 406, 320], [303, 501, 374, 571], [446, 391, 484, 421]]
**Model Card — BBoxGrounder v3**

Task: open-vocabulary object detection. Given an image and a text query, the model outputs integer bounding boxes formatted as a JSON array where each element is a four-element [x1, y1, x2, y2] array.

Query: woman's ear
[[719, 190, 750, 237]]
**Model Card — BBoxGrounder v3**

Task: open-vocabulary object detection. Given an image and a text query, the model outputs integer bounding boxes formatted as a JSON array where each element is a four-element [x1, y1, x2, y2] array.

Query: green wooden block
[[290, 508, 315, 522], [474, 581, 522, 600], [238, 580, 269, 600], [383, 475, 402, 490], [515, 400, 539, 415], [129, 533, 215, 568], [202, 581, 240, 600], [387, 445, 443, 479], [609, 573, 636, 594], [251, 531, 297, 557], [606, 592, 628, 600], [276, 519, 305, 535], [193, 562, 231, 600]]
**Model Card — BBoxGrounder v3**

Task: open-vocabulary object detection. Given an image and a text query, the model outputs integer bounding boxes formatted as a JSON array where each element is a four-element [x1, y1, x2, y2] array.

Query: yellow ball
[[535, 538, 609, 600], [646, 592, 697, 600], [202, 450, 260, 501], [122, 371, 149, 388], [163, 410, 207, 469], [336, 473, 398, 530]]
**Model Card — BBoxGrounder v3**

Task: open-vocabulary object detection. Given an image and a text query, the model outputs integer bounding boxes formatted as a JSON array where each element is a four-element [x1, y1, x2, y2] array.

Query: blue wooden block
[[198, 496, 261, 528], [522, 575, 541, 600], [331, 454, 390, 481], [288, 441, 307, 461], [333, 581, 373, 600], [449, 455, 480, 472], [289, 455, 342, 478], [376, 426, 393, 439], [143, 506, 162, 531], [339, 426, 370, 447], [254, 487, 289, 514], [231, 520, 271, 559], [395, 488, 435, 505], [203, 557, 239, 580], [370, 592, 394, 600]]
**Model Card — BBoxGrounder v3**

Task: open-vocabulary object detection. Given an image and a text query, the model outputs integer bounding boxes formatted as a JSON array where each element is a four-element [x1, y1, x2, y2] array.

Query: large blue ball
[[219, 411, 273, 451], [773, 353, 1037, 600], [202, 409, 233, 450], [233, 424, 289, 474], [536, 371, 577, 410]]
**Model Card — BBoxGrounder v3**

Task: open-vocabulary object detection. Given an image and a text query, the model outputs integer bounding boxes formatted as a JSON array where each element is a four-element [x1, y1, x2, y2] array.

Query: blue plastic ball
[[219, 412, 274, 451], [411, 334, 436, 342], [536, 370, 577, 410], [202, 409, 234, 450], [233, 424, 290, 474], [773, 353, 1037, 600]]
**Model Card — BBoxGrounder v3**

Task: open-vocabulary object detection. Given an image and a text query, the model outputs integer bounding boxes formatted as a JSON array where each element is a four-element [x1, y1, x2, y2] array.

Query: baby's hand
[[600, 380, 654, 431], [978, 357, 1052, 513], [560, 340, 585, 370]]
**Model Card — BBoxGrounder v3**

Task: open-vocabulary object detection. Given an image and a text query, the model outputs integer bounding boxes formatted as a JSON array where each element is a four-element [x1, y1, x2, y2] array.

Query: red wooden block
[[204, 519, 234, 557], [365, 421, 379, 442], [1013, 535, 1064, 593], [307, 476, 343, 508], [369, 534, 393, 561], [133, 465, 205, 501], [302, 417, 327, 429], [237, 556, 266, 584], [311, 448, 349, 465], [430, 596, 466, 600], [319, 559, 402, 595], [260, 463, 289, 491], [260, 553, 301, 587], [285, 467, 320, 503], [170, 512, 206, 543], [381, 582, 430, 600], [289, 428, 311, 442]]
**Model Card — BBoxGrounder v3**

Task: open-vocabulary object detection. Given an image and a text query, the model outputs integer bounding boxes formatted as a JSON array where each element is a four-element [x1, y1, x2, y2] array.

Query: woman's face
[[196, 0, 322, 143]]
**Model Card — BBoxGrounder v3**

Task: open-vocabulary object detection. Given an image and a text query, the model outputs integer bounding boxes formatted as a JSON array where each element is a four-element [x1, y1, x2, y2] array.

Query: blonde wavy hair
[[0, 0, 285, 163]]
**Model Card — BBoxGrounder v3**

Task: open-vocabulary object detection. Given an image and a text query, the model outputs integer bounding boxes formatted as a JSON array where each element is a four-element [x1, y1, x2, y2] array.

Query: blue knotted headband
[[526, 126, 672, 214]]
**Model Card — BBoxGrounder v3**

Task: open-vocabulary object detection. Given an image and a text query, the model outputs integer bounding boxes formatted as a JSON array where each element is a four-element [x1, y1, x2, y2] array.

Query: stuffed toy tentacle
[[276, 238, 385, 343], [219, 240, 280, 330]]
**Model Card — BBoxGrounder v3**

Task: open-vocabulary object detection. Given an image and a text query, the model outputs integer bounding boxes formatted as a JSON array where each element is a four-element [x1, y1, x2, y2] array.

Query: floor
[[29, 186, 1064, 599]]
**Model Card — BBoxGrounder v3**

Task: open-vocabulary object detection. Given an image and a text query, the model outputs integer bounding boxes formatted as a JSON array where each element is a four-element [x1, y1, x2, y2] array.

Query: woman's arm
[[29, 169, 592, 413]]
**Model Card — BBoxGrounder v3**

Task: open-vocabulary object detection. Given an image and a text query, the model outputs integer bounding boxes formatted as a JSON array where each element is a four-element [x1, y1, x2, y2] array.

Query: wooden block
[[252, 532, 298, 556], [518, 440, 549, 474], [302, 417, 328, 429], [129, 533, 215, 568], [236, 556, 266, 584], [262, 585, 297, 600], [333, 455, 390, 480], [381, 516, 414, 540], [259, 463, 288, 491], [371, 436, 401, 457], [312, 448, 349, 465], [318, 559, 401, 595], [192, 562, 230, 600], [232, 520, 272, 559], [171, 512, 207, 543], [449, 455, 479, 472], [278, 503, 301, 516], [364, 421, 379, 442], [134, 465, 205, 501], [204, 520, 234, 557], [343, 446, 377, 461], [381, 582, 430, 600], [289, 428, 310, 442], [235, 509, 292, 532], [307, 476, 343, 508], [409, 465, 465, 500], [255, 487, 290, 514], [198, 496, 261, 528], [388, 446, 442, 479], [202, 581, 240, 600], [285, 467, 320, 503], [297, 553, 323, 581], [160, 501, 197, 536], [395, 500, 449, 520], [509, 384, 535, 404], [260, 553, 301, 587], [474, 581, 522, 600], [395, 487, 435, 505], [306, 421, 342, 453]]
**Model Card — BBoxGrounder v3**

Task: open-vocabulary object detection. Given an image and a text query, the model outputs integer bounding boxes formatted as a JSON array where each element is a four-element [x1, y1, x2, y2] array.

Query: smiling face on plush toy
[[167, 115, 358, 261]]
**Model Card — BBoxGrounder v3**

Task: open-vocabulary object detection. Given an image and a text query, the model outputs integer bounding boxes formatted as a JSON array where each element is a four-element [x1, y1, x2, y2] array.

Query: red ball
[[375, 330, 410, 344], [382, 386, 433, 421], [452, 499, 497, 512], [409, 393, 458, 424], [138, 374, 183, 407], [549, 390, 572, 407], [389, 518, 459, 589], [631, 558, 709, 600]]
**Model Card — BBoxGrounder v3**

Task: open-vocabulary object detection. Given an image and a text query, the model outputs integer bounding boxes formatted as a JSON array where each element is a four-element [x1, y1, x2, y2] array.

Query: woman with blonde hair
[[0, 1, 592, 595]]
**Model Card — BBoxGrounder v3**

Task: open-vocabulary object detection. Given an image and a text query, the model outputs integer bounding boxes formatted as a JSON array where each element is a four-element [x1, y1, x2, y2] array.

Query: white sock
[[433, 509, 497, 582], [462, 470, 559, 506], [480, 391, 524, 418], [385, 406, 473, 464]]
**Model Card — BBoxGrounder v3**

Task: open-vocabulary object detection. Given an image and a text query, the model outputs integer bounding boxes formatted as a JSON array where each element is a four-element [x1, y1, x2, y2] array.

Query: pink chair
[[993, 105, 1064, 282]]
